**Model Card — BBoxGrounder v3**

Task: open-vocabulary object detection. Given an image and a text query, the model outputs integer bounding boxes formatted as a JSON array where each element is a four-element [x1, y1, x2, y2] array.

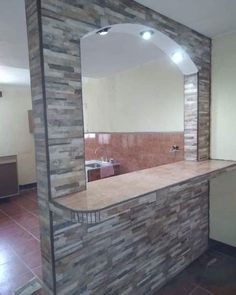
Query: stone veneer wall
[[25, 0, 212, 200], [25, 1, 56, 293], [52, 178, 209, 294], [24, 0, 211, 294], [184, 74, 198, 161]]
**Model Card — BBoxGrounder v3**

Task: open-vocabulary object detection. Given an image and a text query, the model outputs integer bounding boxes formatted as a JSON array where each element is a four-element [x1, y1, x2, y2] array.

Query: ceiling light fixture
[[171, 51, 184, 64], [140, 30, 154, 40], [97, 27, 111, 36]]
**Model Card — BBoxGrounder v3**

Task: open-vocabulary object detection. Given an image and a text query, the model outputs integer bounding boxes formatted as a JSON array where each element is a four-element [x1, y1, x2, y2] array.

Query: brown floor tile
[[155, 271, 196, 295], [30, 226, 40, 240], [13, 213, 39, 231], [32, 265, 43, 281], [12, 237, 40, 256], [0, 203, 27, 216], [0, 247, 18, 265], [0, 257, 30, 283], [194, 252, 236, 294], [156, 248, 236, 295], [2, 190, 236, 295], [0, 190, 41, 295], [23, 248, 42, 269], [190, 287, 213, 294], [0, 271, 34, 295]]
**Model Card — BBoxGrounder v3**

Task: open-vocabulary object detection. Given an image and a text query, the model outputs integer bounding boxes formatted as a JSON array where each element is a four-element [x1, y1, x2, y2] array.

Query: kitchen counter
[[52, 160, 236, 224]]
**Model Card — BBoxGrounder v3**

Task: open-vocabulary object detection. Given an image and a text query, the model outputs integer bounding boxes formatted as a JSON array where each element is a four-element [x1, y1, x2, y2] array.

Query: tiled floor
[[155, 241, 236, 295], [0, 189, 42, 295], [1, 190, 236, 295]]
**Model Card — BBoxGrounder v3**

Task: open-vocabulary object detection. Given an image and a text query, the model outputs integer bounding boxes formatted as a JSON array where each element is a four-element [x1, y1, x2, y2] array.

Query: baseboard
[[19, 182, 37, 191]]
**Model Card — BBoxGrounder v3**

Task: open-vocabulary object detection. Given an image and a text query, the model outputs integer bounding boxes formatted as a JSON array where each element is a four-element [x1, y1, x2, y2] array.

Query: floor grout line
[[2, 191, 236, 295], [188, 285, 199, 295], [11, 244, 42, 282], [0, 195, 40, 242], [0, 198, 41, 289], [212, 249, 236, 262], [10, 246, 43, 292], [2, 209, 40, 242], [13, 194, 39, 218], [193, 285, 215, 295], [0, 236, 41, 288]]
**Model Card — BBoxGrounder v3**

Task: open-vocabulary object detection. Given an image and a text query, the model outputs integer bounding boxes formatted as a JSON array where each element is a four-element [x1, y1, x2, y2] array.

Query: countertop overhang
[[52, 160, 236, 224]]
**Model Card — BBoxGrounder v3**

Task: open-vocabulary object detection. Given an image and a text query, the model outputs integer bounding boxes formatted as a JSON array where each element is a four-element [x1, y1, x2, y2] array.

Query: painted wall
[[210, 170, 236, 247], [211, 33, 236, 160], [0, 84, 36, 185], [82, 58, 184, 133], [210, 33, 236, 246]]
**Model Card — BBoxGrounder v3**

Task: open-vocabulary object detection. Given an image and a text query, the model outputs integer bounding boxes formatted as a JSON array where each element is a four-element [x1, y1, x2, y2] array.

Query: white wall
[[0, 84, 36, 185], [210, 32, 236, 246], [82, 58, 184, 133], [210, 170, 236, 247], [211, 33, 236, 160]]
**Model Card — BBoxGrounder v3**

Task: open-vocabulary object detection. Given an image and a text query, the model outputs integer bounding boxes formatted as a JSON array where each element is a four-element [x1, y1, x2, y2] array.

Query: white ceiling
[[81, 24, 198, 78], [82, 30, 167, 78], [81, 32, 162, 78], [1, 0, 236, 84], [136, 0, 236, 38]]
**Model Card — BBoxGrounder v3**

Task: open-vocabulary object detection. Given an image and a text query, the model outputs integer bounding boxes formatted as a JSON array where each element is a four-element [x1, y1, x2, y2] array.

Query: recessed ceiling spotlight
[[171, 51, 184, 64], [97, 27, 111, 36], [140, 30, 154, 40]]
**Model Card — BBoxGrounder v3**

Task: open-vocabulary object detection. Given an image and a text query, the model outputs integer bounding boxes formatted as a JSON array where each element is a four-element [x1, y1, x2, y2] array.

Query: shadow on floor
[[155, 240, 236, 295], [2, 191, 235, 295]]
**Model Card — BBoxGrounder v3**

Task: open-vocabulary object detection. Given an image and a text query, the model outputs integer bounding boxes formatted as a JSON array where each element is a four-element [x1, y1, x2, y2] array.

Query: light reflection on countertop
[[55, 160, 236, 212]]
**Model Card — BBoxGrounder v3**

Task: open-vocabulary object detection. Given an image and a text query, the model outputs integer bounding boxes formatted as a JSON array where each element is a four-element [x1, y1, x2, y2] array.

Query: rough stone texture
[[25, 1, 55, 294], [53, 178, 209, 295], [51, 161, 236, 226], [198, 69, 211, 161], [24, 0, 212, 294], [26, 0, 211, 201], [184, 74, 198, 161]]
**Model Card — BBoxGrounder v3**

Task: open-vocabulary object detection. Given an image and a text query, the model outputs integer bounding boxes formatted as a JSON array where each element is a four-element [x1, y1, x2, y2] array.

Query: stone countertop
[[54, 160, 236, 217]]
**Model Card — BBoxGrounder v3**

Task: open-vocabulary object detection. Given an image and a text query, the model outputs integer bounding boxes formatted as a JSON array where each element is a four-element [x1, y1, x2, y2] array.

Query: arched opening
[[80, 23, 199, 182], [82, 23, 198, 76]]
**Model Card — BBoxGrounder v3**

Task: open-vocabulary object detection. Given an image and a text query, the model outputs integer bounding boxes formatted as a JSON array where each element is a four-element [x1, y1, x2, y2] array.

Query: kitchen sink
[[85, 160, 111, 170], [86, 162, 102, 169]]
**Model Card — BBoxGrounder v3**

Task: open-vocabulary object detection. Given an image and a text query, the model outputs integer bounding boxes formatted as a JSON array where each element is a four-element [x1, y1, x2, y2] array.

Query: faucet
[[95, 146, 109, 162], [169, 145, 180, 154]]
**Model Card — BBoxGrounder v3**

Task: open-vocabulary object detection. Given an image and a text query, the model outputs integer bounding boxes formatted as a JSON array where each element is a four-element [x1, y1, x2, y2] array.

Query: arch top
[[82, 23, 198, 76]]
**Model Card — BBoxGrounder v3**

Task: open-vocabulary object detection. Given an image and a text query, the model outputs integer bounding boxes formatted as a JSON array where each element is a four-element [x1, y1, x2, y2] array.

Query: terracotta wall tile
[[85, 133, 184, 174]]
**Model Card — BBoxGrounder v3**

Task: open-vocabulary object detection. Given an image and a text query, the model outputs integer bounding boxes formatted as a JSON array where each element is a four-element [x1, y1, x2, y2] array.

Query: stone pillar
[[25, 0, 87, 201], [25, 0, 87, 292], [25, 0, 56, 293], [24, 0, 211, 293], [184, 74, 198, 161], [198, 66, 211, 161]]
